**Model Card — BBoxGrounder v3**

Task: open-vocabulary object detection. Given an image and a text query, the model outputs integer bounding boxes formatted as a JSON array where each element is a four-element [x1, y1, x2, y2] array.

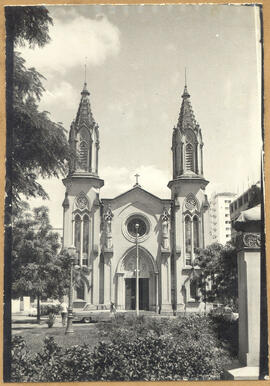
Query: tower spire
[[182, 67, 189, 98], [84, 56, 87, 84]]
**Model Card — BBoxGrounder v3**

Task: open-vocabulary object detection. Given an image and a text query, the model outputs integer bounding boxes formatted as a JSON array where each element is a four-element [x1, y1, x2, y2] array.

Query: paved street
[[12, 314, 91, 334]]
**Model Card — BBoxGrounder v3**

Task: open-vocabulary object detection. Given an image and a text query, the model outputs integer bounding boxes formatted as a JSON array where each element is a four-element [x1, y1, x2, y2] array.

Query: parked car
[[211, 305, 238, 321], [73, 303, 113, 323], [28, 305, 37, 316]]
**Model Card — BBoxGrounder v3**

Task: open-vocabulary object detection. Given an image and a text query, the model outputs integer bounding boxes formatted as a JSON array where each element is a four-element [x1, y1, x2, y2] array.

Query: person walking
[[60, 301, 68, 326], [110, 301, 117, 318]]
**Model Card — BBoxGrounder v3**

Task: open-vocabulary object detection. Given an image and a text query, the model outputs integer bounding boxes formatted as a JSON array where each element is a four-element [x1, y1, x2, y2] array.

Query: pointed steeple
[[74, 82, 95, 129], [68, 82, 100, 176], [170, 79, 205, 180], [177, 84, 197, 130]]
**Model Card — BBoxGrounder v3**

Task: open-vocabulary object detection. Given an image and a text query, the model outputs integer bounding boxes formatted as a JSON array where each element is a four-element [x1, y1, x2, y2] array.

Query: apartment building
[[209, 192, 237, 245]]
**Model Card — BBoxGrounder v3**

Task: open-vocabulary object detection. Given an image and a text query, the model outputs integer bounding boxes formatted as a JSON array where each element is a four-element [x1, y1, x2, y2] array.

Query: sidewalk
[[12, 314, 64, 334]]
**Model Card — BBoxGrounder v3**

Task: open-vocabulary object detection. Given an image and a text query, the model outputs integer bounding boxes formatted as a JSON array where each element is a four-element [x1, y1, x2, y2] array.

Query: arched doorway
[[116, 247, 158, 311]]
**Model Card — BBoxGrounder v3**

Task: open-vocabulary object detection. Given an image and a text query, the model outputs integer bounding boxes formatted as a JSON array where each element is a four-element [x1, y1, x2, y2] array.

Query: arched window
[[79, 140, 88, 171], [75, 215, 81, 257], [74, 213, 90, 266], [83, 215, 90, 266], [185, 143, 194, 172], [190, 279, 197, 299], [184, 215, 200, 266], [185, 217, 192, 266], [193, 216, 199, 251], [76, 280, 85, 300]]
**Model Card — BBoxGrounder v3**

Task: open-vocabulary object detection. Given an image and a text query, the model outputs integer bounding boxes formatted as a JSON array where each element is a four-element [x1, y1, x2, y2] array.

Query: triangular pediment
[[102, 186, 171, 206]]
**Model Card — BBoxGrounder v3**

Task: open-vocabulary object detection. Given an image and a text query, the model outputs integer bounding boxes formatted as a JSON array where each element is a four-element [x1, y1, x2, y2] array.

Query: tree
[[12, 52, 71, 203], [4, 8, 70, 379], [12, 203, 70, 322], [194, 243, 238, 309], [5, 6, 73, 205]]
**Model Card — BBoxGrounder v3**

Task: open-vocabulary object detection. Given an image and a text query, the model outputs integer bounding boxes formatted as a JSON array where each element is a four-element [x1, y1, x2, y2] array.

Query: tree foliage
[[12, 202, 70, 320], [194, 243, 238, 308], [12, 52, 71, 202], [5, 6, 72, 205], [5, 6, 52, 48]]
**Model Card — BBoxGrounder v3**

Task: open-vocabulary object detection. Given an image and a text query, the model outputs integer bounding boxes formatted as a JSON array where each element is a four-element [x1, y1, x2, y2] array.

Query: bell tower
[[69, 82, 100, 176], [62, 82, 104, 306], [172, 83, 204, 179], [168, 80, 211, 313]]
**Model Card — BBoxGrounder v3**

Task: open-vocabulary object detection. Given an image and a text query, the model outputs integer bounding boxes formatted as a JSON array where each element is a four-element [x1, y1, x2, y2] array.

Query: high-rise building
[[62, 81, 211, 313], [209, 192, 237, 245]]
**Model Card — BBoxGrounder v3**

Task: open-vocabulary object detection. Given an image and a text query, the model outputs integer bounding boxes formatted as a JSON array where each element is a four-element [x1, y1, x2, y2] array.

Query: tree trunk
[[37, 295, 41, 324], [204, 281, 207, 313], [4, 11, 14, 380]]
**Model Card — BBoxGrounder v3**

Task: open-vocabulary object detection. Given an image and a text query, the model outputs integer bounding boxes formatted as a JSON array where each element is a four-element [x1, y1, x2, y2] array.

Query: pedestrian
[[110, 301, 116, 314], [60, 300, 68, 326]]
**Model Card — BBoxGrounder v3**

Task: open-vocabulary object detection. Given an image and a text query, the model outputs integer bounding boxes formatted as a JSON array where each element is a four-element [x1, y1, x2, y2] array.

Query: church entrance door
[[125, 278, 149, 310]]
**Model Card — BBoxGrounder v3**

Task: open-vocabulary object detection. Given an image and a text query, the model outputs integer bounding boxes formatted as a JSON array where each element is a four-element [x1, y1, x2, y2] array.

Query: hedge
[[11, 314, 233, 382]]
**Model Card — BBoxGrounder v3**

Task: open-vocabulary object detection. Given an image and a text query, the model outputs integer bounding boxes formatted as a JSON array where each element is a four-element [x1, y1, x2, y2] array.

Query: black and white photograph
[[3, 2, 267, 382]]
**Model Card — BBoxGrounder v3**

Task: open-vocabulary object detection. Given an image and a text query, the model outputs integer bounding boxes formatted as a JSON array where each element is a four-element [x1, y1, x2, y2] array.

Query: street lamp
[[135, 223, 139, 317], [65, 245, 77, 335]]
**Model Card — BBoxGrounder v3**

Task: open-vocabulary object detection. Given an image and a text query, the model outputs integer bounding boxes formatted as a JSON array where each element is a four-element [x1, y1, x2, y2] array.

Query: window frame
[[184, 214, 200, 266], [73, 212, 91, 266]]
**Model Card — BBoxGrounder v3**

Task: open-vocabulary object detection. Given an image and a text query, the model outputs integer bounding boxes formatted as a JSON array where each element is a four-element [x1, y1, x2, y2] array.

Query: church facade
[[62, 82, 211, 314]]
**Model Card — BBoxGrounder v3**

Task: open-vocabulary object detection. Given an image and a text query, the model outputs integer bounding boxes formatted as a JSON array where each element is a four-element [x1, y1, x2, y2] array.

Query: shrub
[[210, 314, 238, 356], [11, 314, 234, 382], [46, 312, 56, 328], [40, 304, 61, 316]]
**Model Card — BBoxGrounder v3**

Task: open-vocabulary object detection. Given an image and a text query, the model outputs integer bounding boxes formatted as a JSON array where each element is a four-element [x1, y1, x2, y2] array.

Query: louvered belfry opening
[[185, 143, 194, 172]]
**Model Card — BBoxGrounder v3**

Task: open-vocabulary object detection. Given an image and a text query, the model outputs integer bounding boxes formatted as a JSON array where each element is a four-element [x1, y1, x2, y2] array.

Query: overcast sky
[[19, 4, 262, 229]]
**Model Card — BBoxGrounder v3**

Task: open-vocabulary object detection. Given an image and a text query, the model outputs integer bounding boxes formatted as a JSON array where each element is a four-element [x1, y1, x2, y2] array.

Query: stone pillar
[[237, 232, 261, 368], [174, 201, 185, 313], [160, 252, 173, 314], [91, 246, 99, 305], [155, 272, 159, 313], [200, 144, 203, 175], [116, 273, 125, 310], [103, 206, 114, 307], [103, 254, 112, 307], [225, 204, 261, 381]]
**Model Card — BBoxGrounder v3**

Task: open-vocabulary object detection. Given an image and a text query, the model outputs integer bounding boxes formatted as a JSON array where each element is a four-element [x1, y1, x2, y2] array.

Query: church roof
[[177, 85, 198, 131], [74, 82, 95, 129], [101, 185, 171, 204]]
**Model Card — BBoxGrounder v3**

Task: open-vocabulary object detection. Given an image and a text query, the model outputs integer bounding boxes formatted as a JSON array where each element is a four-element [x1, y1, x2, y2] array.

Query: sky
[[19, 4, 262, 229]]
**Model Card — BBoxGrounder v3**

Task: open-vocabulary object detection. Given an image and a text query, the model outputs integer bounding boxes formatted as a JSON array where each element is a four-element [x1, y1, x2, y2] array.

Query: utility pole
[[135, 223, 139, 317]]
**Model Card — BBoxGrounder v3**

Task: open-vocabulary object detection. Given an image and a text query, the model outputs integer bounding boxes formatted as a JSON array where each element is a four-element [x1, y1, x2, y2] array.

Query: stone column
[[195, 143, 199, 174], [160, 251, 173, 314], [103, 254, 112, 307], [200, 144, 203, 175], [237, 232, 261, 368], [116, 273, 125, 310], [180, 142, 184, 175], [225, 205, 261, 381], [155, 272, 159, 313], [103, 206, 114, 307], [174, 201, 185, 313]]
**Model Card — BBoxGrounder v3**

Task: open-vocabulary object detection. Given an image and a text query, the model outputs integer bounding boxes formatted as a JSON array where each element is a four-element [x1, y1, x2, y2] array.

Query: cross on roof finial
[[134, 173, 141, 187], [84, 56, 87, 83], [185, 67, 187, 87]]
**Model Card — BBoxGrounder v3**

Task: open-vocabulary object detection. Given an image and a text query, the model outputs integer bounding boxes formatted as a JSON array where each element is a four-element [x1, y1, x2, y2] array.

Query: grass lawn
[[12, 323, 106, 353]]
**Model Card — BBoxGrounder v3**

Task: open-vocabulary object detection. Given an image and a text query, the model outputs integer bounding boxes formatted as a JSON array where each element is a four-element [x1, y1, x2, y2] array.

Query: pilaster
[[160, 250, 173, 314], [225, 228, 261, 380]]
